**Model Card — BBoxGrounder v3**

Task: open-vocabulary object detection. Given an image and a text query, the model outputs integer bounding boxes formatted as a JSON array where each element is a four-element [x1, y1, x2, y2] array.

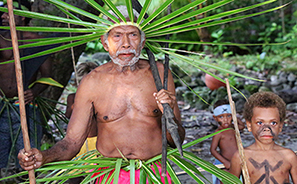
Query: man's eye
[[271, 121, 277, 126], [227, 115, 232, 117]]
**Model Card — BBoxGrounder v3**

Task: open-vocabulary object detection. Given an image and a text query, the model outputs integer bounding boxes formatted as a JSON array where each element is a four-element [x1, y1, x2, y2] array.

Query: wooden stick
[[7, 1, 36, 183], [225, 78, 250, 184]]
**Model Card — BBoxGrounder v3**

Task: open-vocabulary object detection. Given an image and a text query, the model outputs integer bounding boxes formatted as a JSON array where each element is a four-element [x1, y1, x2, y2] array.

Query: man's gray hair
[[102, 5, 145, 45], [102, 5, 140, 22]]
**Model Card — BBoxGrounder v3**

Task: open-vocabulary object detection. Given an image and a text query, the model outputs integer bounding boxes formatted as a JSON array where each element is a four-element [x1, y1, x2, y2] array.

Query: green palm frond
[[0, 0, 285, 73], [28, 77, 63, 89], [0, 129, 241, 183]]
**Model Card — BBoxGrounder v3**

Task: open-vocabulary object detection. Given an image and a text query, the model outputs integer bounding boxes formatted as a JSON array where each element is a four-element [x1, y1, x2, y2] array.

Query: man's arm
[[229, 151, 242, 178], [18, 75, 96, 170], [210, 134, 231, 169]]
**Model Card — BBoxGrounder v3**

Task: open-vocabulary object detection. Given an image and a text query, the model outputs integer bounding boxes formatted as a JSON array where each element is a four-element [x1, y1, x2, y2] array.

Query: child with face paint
[[229, 91, 297, 183], [210, 99, 245, 184]]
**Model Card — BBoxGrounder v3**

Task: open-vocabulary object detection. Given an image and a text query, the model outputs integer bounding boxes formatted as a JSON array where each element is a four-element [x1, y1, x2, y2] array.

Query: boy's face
[[246, 107, 283, 144], [213, 113, 232, 129]]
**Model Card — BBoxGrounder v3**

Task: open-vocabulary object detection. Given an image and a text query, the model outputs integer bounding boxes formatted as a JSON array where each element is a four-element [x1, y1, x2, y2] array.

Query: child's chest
[[246, 153, 291, 183]]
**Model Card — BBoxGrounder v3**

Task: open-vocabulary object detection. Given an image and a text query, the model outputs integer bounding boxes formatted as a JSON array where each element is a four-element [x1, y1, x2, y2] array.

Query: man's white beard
[[111, 49, 140, 67]]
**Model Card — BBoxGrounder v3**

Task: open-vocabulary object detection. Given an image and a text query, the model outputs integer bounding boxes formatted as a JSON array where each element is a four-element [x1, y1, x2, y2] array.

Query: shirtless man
[[210, 99, 244, 183], [18, 7, 185, 181], [229, 92, 297, 183], [0, 1, 52, 169]]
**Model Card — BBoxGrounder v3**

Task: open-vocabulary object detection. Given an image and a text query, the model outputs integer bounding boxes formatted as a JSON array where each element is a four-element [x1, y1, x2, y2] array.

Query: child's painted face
[[246, 107, 283, 144], [213, 113, 232, 129]]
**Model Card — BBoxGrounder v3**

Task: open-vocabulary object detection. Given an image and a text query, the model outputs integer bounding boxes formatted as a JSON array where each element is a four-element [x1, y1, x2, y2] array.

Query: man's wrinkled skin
[[18, 25, 185, 171]]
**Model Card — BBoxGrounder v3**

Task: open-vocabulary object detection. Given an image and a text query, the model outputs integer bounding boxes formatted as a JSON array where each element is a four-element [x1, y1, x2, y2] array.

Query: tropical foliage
[[0, 129, 241, 184], [0, 0, 288, 182]]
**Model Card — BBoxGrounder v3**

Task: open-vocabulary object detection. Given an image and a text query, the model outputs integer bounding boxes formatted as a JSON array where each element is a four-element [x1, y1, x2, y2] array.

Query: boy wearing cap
[[210, 99, 244, 184]]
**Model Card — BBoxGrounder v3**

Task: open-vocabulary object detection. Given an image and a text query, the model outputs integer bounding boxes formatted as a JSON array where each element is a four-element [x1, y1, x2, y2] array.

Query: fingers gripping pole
[[7, 0, 36, 183]]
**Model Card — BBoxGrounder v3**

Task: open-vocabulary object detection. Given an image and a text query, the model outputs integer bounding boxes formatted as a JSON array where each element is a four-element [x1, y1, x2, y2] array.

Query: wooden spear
[[7, 0, 36, 183], [225, 78, 250, 184]]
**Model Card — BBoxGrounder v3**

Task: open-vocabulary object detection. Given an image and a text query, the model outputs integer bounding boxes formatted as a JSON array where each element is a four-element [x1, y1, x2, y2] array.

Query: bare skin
[[65, 93, 97, 137], [229, 107, 297, 183], [0, 10, 51, 102], [18, 25, 185, 170], [210, 113, 238, 170]]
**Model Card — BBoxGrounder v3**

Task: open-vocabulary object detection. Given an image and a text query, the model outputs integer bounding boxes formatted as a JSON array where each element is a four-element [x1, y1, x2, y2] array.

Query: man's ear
[[246, 121, 252, 132], [141, 38, 146, 49], [279, 122, 284, 132], [101, 35, 109, 52]]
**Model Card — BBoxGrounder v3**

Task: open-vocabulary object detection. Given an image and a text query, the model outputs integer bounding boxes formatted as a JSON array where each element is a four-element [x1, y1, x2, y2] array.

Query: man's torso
[[85, 60, 165, 160]]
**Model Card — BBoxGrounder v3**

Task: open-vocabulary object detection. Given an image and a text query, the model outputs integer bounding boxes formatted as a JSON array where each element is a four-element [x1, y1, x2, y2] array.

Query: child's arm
[[237, 118, 245, 131], [210, 134, 231, 169], [288, 150, 297, 183], [229, 151, 242, 178]]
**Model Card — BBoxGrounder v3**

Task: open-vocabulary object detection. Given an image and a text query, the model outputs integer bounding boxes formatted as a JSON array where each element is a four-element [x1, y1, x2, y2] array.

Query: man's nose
[[121, 35, 131, 49]]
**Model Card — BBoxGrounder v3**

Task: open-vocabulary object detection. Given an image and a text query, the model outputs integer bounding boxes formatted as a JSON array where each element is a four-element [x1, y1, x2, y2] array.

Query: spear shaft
[[225, 78, 250, 184], [7, 0, 36, 183]]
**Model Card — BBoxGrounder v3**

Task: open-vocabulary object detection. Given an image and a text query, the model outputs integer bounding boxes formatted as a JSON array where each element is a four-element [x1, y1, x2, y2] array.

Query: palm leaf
[[147, 3, 286, 37], [166, 161, 181, 184], [113, 159, 122, 184], [130, 159, 135, 184], [142, 0, 207, 32], [142, 0, 233, 32], [139, 168, 147, 184], [44, 0, 112, 25], [85, 0, 119, 24], [136, 0, 152, 25], [168, 154, 205, 184], [1, 36, 97, 64], [182, 151, 241, 183], [28, 77, 63, 89], [142, 163, 162, 184], [125, 0, 134, 23], [0, 7, 109, 28], [140, 0, 174, 29], [103, 0, 126, 23]]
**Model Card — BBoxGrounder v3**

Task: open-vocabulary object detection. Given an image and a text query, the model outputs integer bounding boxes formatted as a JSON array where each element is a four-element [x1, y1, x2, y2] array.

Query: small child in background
[[210, 99, 245, 184], [229, 91, 297, 183]]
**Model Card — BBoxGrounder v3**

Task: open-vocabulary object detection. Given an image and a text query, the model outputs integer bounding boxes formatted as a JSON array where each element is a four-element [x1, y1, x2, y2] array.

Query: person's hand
[[223, 161, 231, 169], [18, 148, 43, 170], [24, 89, 36, 104], [153, 89, 176, 113]]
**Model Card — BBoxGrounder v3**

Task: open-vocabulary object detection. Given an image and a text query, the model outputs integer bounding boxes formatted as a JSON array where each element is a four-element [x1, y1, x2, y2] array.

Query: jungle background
[[1, 0, 297, 183]]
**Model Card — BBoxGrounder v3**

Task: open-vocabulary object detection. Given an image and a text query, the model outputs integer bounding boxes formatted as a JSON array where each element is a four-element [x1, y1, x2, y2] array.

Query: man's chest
[[93, 77, 161, 121]]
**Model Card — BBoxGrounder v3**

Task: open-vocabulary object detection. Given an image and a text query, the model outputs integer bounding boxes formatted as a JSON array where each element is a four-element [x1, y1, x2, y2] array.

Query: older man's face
[[103, 25, 144, 67]]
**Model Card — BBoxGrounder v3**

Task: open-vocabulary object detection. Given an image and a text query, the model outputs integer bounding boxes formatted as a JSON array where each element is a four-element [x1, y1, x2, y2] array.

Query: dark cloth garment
[[0, 98, 42, 168]]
